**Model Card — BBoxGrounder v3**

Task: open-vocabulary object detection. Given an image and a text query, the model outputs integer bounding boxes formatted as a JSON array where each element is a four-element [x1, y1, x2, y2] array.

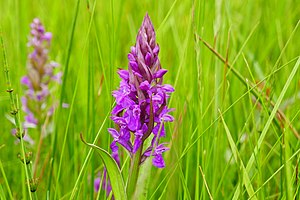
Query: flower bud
[[18, 151, 33, 164], [28, 178, 39, 192], [15, 128, 25, 139]]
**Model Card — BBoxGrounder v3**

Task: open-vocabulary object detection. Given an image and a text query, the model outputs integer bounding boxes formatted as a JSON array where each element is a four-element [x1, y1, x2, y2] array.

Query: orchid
[[95, 13, 174, 198], [20, 18, 61, 135], [110, 13, 174, 168]]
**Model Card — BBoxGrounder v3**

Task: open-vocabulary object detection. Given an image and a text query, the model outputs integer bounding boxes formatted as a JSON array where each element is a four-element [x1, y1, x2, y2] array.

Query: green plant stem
[[19, 136, 34, 199], [127, 142, 143, 200], [1, 29, 34, 200], [33, 123, 43, 178]]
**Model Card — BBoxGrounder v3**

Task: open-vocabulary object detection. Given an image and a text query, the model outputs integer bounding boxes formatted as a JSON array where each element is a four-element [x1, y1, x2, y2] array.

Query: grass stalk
[[47, 0, 81, 194], [0, 159, 13, 199], [196, 34, 300, 140]]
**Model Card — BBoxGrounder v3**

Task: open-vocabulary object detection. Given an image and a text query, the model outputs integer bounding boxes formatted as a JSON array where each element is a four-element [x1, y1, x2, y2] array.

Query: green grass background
[[1, 0, 300, 199]]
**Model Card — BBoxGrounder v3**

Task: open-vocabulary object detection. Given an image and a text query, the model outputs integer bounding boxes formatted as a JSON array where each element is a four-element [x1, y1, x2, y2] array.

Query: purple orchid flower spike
[[108, 13, 174, 169], [20, 18, 61, 136], [97, 13, 174, 198]]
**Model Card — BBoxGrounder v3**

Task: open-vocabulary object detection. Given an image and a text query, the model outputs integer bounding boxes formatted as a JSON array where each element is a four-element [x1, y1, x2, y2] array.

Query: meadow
[[1, 0, 300, 199]]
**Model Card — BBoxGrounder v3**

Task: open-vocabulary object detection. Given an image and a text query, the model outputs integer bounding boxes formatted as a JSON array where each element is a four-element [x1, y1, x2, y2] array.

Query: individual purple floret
[[21, 18, 61, 132], [109, 13, 174, 168], [94, 170, 112, 195]]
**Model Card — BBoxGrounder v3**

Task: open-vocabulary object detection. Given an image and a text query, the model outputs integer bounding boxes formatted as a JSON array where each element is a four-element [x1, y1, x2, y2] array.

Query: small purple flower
[[94, 170, 112, 195], [94, 177, 101, 192], [21, 18, 61, 135], [108, 13, 174, 169], [142, 143, 170, 168], [62, 103, 70, 108]]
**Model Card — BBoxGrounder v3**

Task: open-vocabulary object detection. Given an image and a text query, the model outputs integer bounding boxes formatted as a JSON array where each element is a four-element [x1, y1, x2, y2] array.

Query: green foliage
[[0, 0, 300, 199]]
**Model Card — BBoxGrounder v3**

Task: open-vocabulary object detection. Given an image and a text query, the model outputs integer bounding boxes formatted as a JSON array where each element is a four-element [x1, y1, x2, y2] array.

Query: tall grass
[[1, 0, 300, 199]]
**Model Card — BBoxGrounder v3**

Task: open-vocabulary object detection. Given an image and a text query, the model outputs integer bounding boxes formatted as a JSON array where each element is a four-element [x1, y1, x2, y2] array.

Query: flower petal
[[118, 69, 129, 80], [162, 84, 175, 92], [21, 76, 32, 89], [140, 80, 150, 91], [108, 128, 119, 139], [154, 69, 168, 78], [152, 154, 165, 168]]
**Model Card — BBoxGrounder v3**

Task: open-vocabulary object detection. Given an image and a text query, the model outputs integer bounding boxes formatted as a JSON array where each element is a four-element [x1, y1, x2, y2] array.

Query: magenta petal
[[94, 178, 101, 192], [25, 112, 38, 125], [21, 96, 29, 112], [143, 146, 152, 157], [50, 61, 59, 68], [125, 110, 138, 131], [134, 71, 143, 78], [62, 103, 70, 108], [21, 76, 32, 89], [153, 45, 160, 55], [52, 72, 63, 84], [118, 69, 129, 80], [42, 32, 52, 41], [108, 128, 119, 139], [47, 106, 55, 116], [155, 144, 170, 154], [140, 80, 150, 90], [110, 141, 120, 165], [112, 104, 124, 115], [132, 105, 141, 118], [132, 136, 142, 153], [128, 53, 135, 62], [121, 128, 131, 141], [153, 154, 165, 168], [36, 86, 49, 101], [117, 139, 132, 153], [162, 114, 174, 122], [162, 84, 175, 92], [145, 52, 152, 66], [111, 116, 127, 126], [129, 61, 139, 71], [152, 93, 163, 102], [153, 123, 166, 137], [154, 69, 168, 78]]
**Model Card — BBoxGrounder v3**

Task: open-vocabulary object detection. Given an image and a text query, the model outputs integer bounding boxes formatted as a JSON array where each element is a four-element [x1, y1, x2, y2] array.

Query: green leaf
[[80, 134, 127, 200]]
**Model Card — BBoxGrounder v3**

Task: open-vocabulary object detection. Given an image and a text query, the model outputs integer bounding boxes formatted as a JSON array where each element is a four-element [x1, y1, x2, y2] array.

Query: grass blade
[[199, 165, 213, 200], [0, 159, 13, 199], [219, 110, 257, 200], [233, 57, 300, 198]]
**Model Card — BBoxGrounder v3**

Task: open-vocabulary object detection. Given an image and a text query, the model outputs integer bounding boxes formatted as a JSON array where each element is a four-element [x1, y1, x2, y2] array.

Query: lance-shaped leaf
[[80, 134, 127, 200]]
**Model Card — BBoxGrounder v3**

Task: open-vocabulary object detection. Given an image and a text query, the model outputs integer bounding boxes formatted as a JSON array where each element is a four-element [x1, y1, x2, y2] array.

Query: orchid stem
[[127, 141, 143, 199]]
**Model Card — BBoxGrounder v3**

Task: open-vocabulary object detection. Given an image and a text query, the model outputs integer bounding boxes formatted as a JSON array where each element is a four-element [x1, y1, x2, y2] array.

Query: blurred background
[[1, 0, 300, 199]]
